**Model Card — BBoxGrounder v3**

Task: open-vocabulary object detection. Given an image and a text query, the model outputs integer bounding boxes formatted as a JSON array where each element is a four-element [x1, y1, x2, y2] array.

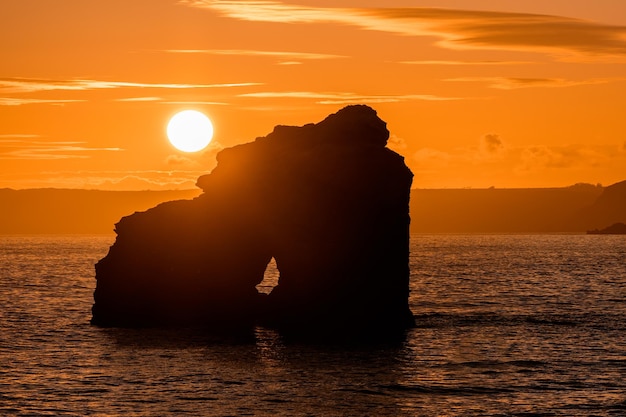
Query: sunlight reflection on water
[[1, 234, 626, 415]]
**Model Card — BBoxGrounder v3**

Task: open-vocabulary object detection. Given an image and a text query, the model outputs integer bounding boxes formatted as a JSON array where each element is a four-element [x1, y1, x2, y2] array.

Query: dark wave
[[411, 312, 626, 330]]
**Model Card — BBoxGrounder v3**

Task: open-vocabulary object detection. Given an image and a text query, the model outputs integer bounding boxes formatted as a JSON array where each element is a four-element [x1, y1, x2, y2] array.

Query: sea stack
[[92, 105, 415, 335]]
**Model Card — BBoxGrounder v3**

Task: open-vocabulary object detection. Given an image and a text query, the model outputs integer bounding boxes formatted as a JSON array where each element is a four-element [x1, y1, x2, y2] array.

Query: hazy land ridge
[[1, 181, 625, 234], [0, 188, 201, 234], [410, 182, 620, 233]]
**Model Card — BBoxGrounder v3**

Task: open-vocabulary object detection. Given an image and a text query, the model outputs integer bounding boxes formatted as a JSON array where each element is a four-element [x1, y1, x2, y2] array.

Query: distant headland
[[1, 182, 624, 235], [410, 180, 626, 234], [587, 222, 626, 235]]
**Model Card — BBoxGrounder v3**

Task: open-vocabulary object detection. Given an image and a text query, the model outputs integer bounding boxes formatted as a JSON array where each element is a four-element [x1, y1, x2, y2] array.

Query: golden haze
[[1, 0, 626, 190]]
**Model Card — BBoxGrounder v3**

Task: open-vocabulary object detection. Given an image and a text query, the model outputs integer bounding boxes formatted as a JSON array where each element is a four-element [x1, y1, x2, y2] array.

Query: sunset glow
[[1, 1, 625, 190]]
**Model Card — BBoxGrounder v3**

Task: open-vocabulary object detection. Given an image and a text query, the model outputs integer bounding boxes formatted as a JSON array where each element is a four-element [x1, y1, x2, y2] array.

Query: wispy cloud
[[180, 0, 348, 24], [368, 8, 626, 57], [446, 76, 623, 89], [413, 141, 624, 179], [86, 96, 229, 104], [12, 170, 210, 190], [387, 134, 408, 153], [160, 100, 229, 105], [92, 173, 202, 190], [399, 60, 531, 66], [413, 136, 509, 167], [0, 77, 262, 94], [0, 139, 122, 160], [166, 49, 345, 61], [239, 91, 461, 104], [0, 98, 85, 106], [516, 144, 613, 173], [115, 97, 162, 102], [181, 1, 626, 58], [0, 134, 41, 138]]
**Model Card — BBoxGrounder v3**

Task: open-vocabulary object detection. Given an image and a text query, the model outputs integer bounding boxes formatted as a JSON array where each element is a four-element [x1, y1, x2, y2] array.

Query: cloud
[[161, 100, 229, 105], [181, 1, 626, 59], [180, 0, 347, 24], [115, 97, 162, 102], [0, 98, 85, 106], [516, 145, 610, 173], [0, 134, 41, 138], [387, 134, 407, 152], [416, 141, 616, 170], [238, 91, 461, 104], [399, 60, 531, 66], [447, 76, 622, 89], [95, 175, 197, 190], [370, 8, 626, 57], [0, 77, 262, 94], [409, 142, 626, 188], [0, 169, 208, 190], [413, 148, 452, 165], [76, 170, 208, 190], [0, 139, 122, 160], [414, 135, 506, 168], [166, 139, 223, 168], [166, 155, 196, 166], [166, 49, 345, 61], [481, 134, 505, 154]]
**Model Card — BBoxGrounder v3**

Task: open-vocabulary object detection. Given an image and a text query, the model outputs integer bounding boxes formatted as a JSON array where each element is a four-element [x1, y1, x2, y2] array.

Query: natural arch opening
[[256, 257, 279, 295]]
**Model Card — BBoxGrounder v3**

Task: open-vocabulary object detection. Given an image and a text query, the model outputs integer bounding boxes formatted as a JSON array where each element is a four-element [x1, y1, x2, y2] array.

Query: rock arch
[[92, 105, 414, 335]]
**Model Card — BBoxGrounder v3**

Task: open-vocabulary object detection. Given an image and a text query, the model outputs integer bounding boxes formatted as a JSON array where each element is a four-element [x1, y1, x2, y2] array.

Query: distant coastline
[[0, 188, 201, 234], [410, 181, 624, 234], [1, 180, 624, 234]]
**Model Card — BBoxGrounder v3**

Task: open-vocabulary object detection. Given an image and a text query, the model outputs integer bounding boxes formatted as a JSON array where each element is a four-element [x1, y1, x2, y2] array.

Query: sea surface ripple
[[1, 234, 625, 416]]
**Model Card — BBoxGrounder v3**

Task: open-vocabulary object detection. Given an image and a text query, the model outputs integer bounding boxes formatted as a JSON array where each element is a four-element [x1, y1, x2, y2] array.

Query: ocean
[[1, 234, 625, 416]]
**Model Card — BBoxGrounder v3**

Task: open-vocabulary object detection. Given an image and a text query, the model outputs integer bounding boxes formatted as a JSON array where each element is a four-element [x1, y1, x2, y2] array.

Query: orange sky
[[1, 0, 626, 190]]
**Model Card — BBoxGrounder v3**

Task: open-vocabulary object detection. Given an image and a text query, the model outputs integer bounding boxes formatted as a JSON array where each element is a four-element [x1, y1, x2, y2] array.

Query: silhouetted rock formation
[[92, 105, 414, 335]]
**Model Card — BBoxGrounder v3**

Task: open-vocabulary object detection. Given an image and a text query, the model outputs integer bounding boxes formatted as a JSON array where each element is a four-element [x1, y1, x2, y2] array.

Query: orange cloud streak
[[0, 77, 262, 94], [181, 1, 626, 59]]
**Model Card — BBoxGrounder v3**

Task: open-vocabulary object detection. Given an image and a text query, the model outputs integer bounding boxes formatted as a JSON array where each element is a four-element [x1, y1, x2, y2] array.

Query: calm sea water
[[1, 234, 625, 416]]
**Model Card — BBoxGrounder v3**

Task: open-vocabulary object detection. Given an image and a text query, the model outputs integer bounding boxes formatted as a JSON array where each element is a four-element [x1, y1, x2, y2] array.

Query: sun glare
[[167, 110, 214, 152]]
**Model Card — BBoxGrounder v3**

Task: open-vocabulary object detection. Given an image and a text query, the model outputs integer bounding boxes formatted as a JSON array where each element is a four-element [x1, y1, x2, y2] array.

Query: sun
[[167, 110, 214, 152]]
